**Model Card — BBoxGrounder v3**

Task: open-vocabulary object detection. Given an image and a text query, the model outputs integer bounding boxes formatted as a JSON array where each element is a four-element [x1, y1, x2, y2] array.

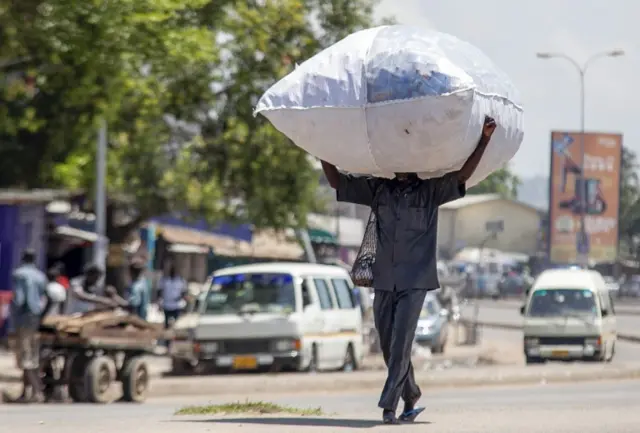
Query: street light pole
[[537, 50, 624, 268]]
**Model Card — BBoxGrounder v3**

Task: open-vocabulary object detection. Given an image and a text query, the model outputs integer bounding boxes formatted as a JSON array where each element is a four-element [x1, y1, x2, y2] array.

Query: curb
[[146, 365, 640, 398], [3, 365, 640, 401], [471, 320, 640, 343]]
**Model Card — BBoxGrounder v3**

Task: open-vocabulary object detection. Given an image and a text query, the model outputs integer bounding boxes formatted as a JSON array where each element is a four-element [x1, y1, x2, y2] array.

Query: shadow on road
[[179, 417, 431, 428]]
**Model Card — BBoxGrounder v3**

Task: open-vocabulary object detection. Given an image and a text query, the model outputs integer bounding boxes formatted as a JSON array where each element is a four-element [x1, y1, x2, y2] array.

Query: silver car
[[414, 293, 449, 353]]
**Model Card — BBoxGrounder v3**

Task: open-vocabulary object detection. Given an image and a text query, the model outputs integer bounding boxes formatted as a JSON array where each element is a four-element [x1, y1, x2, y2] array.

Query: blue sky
[[376, 0, 634, 178]]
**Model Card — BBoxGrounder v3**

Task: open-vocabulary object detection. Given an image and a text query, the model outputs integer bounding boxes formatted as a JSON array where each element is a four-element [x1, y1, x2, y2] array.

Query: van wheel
[[307, 344, 318, 373], [342, 344, 356, 372]]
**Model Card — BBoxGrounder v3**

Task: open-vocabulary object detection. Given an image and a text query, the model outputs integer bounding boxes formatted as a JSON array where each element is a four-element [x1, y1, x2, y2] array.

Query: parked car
[[603, 276, 620, 295], [414, 293, 449, 353], [170, 262, 365, 374], [498, 272, 527, 297], [619, 275, 640, 298]]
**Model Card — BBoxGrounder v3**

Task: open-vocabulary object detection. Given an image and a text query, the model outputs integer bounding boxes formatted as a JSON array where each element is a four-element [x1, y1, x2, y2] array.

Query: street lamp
[[537, 49, 625, 267]]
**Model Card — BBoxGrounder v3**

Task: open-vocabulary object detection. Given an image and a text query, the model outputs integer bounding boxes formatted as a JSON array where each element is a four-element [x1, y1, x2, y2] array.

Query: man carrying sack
[[321, 116, 496, 424]]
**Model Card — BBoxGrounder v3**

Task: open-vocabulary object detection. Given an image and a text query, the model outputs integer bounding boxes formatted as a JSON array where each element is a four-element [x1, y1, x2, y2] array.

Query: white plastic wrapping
[[255, 25, 524, 186]]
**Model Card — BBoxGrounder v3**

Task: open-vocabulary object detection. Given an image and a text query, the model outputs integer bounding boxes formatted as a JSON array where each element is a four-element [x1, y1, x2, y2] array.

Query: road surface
[[469, 300, 640, 338], [3, 380, 640, 432]]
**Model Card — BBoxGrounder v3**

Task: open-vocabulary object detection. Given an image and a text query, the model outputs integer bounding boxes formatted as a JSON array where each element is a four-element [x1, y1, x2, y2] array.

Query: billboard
[[549, 131, 622, 264]]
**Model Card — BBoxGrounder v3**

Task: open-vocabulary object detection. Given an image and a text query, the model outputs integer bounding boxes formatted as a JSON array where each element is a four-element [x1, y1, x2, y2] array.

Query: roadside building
[[437, 193, 542, 259], [0, 189, 70, 341]]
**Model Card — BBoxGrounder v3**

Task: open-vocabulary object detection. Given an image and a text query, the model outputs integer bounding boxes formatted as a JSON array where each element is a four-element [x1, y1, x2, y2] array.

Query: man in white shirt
[[159, 265, 186, 329]]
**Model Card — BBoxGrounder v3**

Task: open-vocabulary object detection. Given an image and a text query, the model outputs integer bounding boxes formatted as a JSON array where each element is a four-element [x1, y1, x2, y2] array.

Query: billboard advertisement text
[[549, 132, 622, 264]]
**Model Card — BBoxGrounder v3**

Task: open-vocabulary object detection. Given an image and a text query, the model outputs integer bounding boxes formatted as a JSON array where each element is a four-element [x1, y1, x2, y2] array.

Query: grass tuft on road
[[175, 400, 324, 416]]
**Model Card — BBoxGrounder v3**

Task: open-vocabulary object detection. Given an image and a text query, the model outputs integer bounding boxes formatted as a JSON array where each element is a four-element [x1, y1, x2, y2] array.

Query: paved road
[[469, 300, 640, 338], [480, 326, 640, 364], [3, 380, 640, 432]]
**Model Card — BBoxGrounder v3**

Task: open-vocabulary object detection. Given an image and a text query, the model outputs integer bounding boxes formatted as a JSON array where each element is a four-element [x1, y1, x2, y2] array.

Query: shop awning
[[168, 243, 210, 254], [155, 224, 250, 257], [307, 227, 338, 245], [55, 225, 97, 242]]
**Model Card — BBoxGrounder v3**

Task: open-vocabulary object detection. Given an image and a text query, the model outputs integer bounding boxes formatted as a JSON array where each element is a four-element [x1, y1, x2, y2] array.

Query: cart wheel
[[68, 355, 89, 403], [43, 360, 67, 403], [121, 357, 149, 403], [84, 356, 117, 404], [42, 360, 56, 402]]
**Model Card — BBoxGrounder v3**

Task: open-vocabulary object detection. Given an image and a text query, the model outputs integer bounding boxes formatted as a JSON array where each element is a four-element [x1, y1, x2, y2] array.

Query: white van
[[521, 268, 616, 364], [170, 262, 364, 374]]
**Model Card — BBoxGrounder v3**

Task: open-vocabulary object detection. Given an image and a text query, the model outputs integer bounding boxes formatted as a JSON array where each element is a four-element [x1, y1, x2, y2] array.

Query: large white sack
[[255, 25, 524, 186]]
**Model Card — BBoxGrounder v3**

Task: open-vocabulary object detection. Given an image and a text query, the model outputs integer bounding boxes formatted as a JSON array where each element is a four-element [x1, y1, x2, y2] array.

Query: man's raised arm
[[456, 116, 496, 184], [320, 160, 381, 207], [321, 160, 341, 189]]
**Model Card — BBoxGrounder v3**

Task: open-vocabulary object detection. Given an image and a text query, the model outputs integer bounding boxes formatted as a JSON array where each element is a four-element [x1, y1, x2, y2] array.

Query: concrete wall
[[438, 200, 540, 256]]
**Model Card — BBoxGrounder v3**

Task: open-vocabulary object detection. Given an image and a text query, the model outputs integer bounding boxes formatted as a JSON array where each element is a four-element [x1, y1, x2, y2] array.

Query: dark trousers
[[164, 309, 181, 329], [374, 288, 427, 412]]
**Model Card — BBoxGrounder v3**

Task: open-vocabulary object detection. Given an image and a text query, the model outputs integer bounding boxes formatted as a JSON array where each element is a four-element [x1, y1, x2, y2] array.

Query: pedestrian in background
[[126, 260, 150, 321], [4, 250, 47, 403], [159, 264, 186, 328], [42, 266, 67, 317]]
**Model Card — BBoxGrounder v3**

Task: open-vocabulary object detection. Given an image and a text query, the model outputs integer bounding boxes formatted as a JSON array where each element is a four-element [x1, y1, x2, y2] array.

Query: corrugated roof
[[441, 193, 541, 212], [156, 224, 303, 260], [440, 194, 501, 210], [247, 230, 304, 260], [156, 224, 249, 257], [0, 189, 71, 204]]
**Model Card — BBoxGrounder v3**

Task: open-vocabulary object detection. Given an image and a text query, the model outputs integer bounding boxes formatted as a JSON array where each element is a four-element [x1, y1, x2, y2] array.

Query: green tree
[[0, 0, 385, 285], [192, 0, 389, 229], [0, 0, 216, 187], [618, 146, 640, 257], [468, 166, 521, 199]]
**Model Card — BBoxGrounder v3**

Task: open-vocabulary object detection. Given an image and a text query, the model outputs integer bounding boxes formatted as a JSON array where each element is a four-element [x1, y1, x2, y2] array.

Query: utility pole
[[94, 118, 108, 272]]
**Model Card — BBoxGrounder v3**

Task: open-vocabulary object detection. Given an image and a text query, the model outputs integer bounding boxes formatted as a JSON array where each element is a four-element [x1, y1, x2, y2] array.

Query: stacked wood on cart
[[39, 310, 168, 404]]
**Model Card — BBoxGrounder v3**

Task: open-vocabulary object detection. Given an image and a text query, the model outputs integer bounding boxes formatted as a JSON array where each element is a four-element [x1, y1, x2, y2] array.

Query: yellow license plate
[[232, 356, 258, 370], [552, 350, 569, 357]]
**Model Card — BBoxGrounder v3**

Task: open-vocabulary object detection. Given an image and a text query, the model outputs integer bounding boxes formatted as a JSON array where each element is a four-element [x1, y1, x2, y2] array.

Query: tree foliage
[[0, 0, 385, 241], [468, 166, 521, 199], [618, 146, 640, 257]]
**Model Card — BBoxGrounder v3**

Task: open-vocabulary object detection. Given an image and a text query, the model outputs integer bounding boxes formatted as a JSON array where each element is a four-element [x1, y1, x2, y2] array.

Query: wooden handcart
[[38, 310, 168, 404]]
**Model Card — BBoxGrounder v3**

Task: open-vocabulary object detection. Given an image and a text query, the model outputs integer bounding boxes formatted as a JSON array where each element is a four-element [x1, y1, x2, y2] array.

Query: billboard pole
[[537, 50, 624, 267]]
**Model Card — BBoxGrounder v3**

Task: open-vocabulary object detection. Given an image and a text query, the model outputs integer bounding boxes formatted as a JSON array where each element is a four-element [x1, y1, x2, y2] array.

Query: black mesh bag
[[350, 186, 383, 287]]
